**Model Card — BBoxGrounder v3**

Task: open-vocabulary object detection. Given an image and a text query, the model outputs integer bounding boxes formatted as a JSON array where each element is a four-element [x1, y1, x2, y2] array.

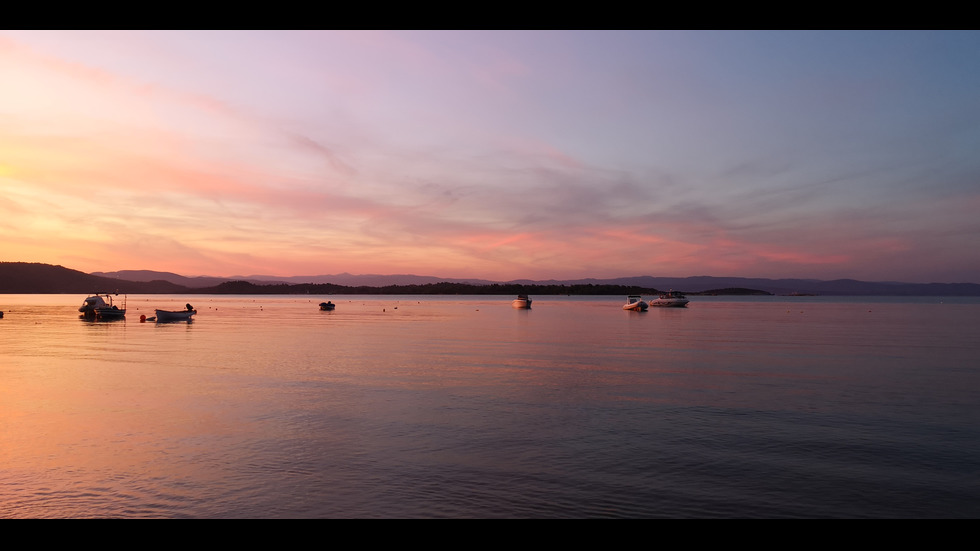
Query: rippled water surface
[[1, 294, 978, 518]]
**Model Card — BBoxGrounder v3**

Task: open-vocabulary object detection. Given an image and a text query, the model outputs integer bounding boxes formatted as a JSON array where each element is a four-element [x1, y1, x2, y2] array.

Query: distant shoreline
[[173, 280, 774, 296], [2, 262, 979, 296]]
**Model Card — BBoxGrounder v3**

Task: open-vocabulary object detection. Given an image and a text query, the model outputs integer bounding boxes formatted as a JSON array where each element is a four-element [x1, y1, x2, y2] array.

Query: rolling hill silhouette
[[3, 262, 979, 296]]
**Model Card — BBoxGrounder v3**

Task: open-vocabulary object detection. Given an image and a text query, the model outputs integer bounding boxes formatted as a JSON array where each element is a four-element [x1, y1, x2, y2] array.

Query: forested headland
[[0, 262, 771, 296]]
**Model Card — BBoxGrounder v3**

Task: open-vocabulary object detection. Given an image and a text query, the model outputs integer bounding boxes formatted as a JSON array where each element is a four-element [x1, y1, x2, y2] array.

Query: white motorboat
[[79, 293, 126, 320], [155, 303, 197, 322], [79, 294, 109, 315], [623, 295, 648, 311], [650, 290, 689, 308], [512, 295, 532, 309], [319, 301, 335, 311]]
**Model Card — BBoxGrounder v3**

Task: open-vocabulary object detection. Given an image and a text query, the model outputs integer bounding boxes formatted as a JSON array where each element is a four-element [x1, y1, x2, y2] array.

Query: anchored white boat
[[79, 294, 109, 315], [79, 293, 127, 320], [512, 295, 532, 309], [650, 290, 689, 308], [623, 295, 648, 311], [155, 303, 197, 322]]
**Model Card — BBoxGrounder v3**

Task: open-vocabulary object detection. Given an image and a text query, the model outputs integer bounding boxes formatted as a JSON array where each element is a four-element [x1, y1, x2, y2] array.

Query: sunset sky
[[2, 30, 979, 283]]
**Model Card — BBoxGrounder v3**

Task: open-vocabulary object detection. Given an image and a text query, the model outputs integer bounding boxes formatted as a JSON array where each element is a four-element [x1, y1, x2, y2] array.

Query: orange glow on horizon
[[2, 31, 977, 284]]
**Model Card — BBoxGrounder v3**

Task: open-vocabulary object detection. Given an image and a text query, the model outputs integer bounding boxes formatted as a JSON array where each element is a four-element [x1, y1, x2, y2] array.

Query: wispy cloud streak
[[1, 31, 979, 282]]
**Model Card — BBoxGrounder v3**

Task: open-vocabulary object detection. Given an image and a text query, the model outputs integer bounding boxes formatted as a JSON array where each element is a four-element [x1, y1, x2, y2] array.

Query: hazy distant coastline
[[2, 262, 979, 296]]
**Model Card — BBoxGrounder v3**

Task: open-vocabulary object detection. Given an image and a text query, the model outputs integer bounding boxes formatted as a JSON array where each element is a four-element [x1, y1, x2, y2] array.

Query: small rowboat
[[155, 303, 197, 322]]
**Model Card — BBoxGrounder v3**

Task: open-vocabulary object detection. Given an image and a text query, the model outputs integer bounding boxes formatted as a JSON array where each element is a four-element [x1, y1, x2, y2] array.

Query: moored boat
[[155, 303, 197, 322], [623, 295, 648, 311], [512, 295, 532, 309], [319, 301, 335, 311], [79, 293, 109, 316], [79, 293, 127, 320], [650, 290, 689, 308]]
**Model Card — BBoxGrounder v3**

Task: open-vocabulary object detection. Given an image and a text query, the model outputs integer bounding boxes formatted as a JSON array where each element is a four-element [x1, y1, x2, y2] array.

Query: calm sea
[[1, 293, 978, 518]]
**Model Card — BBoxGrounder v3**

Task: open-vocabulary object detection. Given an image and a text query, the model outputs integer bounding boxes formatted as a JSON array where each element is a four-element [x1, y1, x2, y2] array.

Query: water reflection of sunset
[[2, 295, 978, 517]]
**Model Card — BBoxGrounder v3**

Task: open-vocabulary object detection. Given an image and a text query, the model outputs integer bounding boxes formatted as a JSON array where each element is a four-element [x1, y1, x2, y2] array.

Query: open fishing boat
[[319, 301, 335, 311], [155, 304, 197, 322]]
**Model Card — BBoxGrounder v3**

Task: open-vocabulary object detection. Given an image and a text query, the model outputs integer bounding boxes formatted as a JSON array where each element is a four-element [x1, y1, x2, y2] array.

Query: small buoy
[[140, 314, 146, 323]]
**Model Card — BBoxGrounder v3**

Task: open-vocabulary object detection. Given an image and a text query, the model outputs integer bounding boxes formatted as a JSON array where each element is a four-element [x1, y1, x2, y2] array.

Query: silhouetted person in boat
[[186, 303, 194, 311]]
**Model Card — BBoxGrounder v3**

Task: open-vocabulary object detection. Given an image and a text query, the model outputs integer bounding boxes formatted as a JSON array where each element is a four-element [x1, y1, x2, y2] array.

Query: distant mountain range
[[2, 262, 979, 295], [87, 268, 980, 296], [89, 270, 497, 288]]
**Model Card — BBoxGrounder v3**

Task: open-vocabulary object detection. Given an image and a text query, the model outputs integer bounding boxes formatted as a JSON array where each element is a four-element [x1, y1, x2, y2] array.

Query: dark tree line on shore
[[0, 262, 773, 295], [192, 280, 669, 295], [192, 281, 772, 296]]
